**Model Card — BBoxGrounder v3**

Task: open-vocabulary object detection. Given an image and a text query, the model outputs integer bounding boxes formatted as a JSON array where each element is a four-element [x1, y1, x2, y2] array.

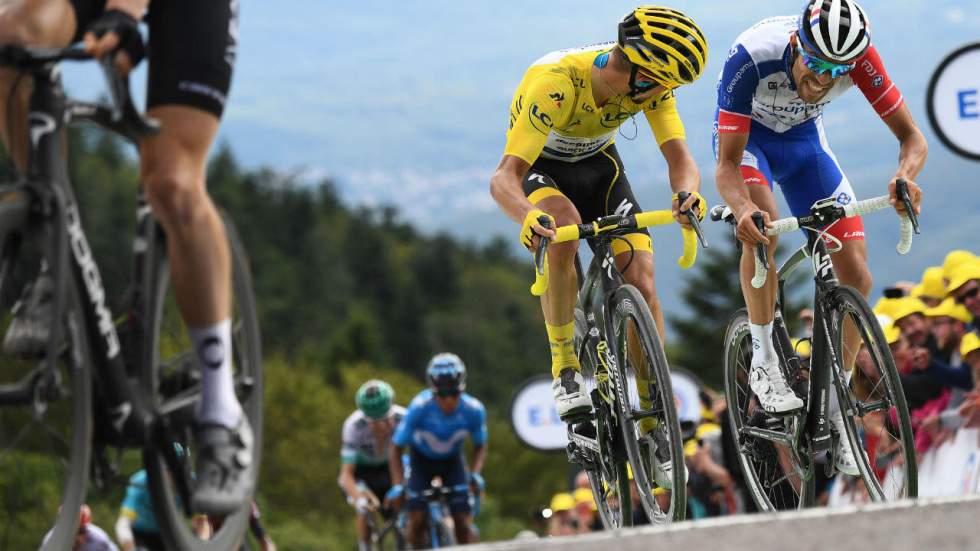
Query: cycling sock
[[546, 321, 580, 379], [189, 319, 243, 428], [748, 322, 776, 365]]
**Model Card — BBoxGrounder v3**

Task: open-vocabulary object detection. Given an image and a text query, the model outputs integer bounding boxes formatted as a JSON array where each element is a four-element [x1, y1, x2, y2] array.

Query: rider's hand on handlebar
[[383, 484, 405, 510], [735, 207, 770, 246], [672, 191, 705, 229], [888, 177, 922, 215], [83, 5, 146, 74], [520, 208, 555, 251]]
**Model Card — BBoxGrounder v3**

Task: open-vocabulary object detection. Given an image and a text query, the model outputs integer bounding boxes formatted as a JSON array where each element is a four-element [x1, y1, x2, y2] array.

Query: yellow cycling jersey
[[504, 42, 686, 164]]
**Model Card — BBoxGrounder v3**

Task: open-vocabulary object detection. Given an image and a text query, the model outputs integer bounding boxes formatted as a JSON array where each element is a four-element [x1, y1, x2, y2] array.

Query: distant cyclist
[[44, 504, 118, 551], [386, 353, 488, 546], [713, 0, 926, 473], [337, 380, 406, 551], [488, 6, 707, 443]]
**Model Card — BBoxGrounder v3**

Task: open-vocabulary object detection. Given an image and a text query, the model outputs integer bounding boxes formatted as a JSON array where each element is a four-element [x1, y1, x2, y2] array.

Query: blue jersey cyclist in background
[[386, 353, 488, 547], [713, 0, 927, 473], [337, 380, 407, 551]]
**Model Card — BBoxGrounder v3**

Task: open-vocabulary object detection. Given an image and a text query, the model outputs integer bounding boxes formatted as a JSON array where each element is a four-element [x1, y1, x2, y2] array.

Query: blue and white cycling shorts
[[712, 115, 865, 243]]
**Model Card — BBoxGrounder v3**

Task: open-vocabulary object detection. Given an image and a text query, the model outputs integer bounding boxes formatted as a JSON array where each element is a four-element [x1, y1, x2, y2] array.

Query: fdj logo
[[958, 89, 978, 120]]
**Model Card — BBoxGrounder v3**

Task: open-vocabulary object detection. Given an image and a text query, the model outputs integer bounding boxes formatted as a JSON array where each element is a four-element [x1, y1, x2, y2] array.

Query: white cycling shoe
[[641, 430, 688, 490], [830, 412, 861, 476], [749, 359, 804, 414], [553, 368, 592, 420]]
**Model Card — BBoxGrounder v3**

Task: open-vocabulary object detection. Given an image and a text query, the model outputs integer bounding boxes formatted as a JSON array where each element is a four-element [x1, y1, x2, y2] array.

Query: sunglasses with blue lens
[[797, 45, 855, 79]]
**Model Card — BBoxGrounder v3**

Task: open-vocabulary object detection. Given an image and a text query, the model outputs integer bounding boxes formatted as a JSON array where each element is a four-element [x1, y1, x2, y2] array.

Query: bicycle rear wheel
[[574, 308, 633, 529], [825, 286, 916, 500], [0, 194, 94, 551], [724, 308, 814, 511], [140, 215, 262, 550], [608, 284, 685, 524]]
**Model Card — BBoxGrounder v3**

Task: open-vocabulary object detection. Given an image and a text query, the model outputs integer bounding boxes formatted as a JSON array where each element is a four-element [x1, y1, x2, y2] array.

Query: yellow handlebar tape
[[677, 227, 697, 269], [635, 210, 675, 228]]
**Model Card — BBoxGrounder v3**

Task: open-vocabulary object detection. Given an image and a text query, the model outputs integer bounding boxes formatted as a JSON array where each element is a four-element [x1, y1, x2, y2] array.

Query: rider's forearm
[[894, 129, 928, 181], [663, 140, 700, 194], [389, 445, 405, 485], [105, 0, 149, 18], [338, 465, 359, 498], [716, 160, 753, 216], [115, 516, 135, 551], [490, 169, 535, 224], [470, 444, 487, 474]]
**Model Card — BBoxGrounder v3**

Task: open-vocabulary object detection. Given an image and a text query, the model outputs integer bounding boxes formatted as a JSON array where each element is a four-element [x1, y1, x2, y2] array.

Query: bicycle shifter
[[894, 178, 919, 234], [751, 212, 768, 270]]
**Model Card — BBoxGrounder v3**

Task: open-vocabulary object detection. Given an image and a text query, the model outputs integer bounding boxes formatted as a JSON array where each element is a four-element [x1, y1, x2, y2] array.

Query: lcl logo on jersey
[[528, 103, 554, 134]]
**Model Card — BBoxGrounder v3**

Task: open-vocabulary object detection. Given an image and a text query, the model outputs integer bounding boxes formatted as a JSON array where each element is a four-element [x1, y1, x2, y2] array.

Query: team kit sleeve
[[391, 403, 417, 448], [120, 483, 141, 519], [716, 44, 759, 134], [339, 418, 358, 464], [644, 91, 686, 146], [469, 401, 488, 446], [848, 44, 905, 119], [502, 74, 575, 165]]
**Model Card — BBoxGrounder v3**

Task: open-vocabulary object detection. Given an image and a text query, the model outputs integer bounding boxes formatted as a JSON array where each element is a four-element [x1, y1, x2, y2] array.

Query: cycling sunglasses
[[955, 285, 979, 305], [435, 387, 461, 398], [797, 45, 855, 78]]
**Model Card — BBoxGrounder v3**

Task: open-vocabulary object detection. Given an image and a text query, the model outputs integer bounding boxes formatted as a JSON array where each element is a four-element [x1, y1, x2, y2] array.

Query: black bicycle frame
[[17, 60, 152, 444], [775, 230, 841, 455], [576, 238, 628, 345]]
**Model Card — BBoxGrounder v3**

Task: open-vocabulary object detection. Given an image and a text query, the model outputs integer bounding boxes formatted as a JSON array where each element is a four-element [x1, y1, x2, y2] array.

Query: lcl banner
[[927, 43, 980, 161]]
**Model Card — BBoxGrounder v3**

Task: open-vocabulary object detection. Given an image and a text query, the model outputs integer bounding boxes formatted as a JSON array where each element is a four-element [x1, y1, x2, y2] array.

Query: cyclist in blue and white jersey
[[386, 353, 488, 546], [713, 0, 926, 472]]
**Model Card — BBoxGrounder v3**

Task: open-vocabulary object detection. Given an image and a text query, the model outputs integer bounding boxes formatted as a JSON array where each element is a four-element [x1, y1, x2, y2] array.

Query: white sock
[[749, 322, 776, 365], [189, 319, 243, 428]]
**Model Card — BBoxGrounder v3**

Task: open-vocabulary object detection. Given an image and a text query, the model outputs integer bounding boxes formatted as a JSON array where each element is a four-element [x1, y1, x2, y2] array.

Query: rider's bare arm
[[338, 463, 362, 501], [469, 443, 487, 476], [388, 444, 405, 487], [882, 104, 927, 214], [660, 138, 701, 226], [715, 131, 768, 245]]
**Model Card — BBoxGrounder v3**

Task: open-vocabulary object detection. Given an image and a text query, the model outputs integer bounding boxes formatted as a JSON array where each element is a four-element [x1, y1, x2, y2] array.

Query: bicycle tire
[[825, 286, 917, 500], [574, 308, 633, 529], [0, 203, 94, 551], [436, 516, 456, 548], [723, 308, 815, 511], [140, 214, 263, 550], [608, 284, 686, 523]]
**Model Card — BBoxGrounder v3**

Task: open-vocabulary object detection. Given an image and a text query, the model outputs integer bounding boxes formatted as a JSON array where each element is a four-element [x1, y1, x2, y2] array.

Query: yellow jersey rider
[[490, 6, 708, 420]]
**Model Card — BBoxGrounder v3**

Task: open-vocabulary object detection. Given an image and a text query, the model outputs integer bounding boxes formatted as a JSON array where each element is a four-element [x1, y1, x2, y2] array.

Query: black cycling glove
[[87, 9, 145, 67]]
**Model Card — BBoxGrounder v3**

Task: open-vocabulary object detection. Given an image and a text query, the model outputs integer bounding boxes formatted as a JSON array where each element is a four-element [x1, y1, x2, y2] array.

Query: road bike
[[0, 45, 262, 550], [532, 195, 705, 526], [713, 182, 918, 510]]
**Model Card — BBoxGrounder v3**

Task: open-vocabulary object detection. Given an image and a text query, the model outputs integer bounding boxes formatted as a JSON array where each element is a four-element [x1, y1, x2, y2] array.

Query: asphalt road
[[463, 495, 980, 551]]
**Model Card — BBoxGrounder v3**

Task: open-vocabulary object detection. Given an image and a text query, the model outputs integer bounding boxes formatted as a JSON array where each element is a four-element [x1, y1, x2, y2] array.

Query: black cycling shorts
[[70, 0, 238, 117], [522, 145, 652, 257], [354, 463, 396, 519]]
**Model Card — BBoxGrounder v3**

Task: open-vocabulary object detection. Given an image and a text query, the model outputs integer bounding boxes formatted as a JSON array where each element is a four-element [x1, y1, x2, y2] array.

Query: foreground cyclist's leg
[[0, 0, 76, 170], [526, 186, 590, 419], [140, 106, 250, 512], [740, 178, 802, 413]]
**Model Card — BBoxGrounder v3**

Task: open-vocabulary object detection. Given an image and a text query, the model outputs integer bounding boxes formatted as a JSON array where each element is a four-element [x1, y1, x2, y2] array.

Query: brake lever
[[534, 216, 552, 276], [751, 212, 768, 270], [895, 178, 919, 234], [677, 191, 708, 248]]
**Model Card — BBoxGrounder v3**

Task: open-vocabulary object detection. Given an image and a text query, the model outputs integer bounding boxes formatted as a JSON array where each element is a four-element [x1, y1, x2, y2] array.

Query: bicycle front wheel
[[724, 308, 814, 511], [0, 197, 94, 551], [608, 284, 685, 524], [826, 286, 916, 501], [575, 307, 633, 529], [141, 215, 263, 550]]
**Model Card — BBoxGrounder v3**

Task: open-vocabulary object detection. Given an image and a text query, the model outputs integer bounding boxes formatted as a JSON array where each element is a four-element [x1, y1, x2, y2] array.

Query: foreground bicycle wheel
[[609, 285, 685, 523], [0, 207, 94, 551], [575, 309, 633, 528], [724, 309, 814, 511], [827, 286, 916, 501], [141, 216, 262, 550]]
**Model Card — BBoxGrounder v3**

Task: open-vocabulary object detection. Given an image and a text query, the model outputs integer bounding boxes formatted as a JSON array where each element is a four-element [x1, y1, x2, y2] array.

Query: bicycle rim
[[609, 285, 685, 523], [0, 226, 93, 551], [724, 309, 814, 511], [142, 216, 263, 550], [827, 286, 917, 501]]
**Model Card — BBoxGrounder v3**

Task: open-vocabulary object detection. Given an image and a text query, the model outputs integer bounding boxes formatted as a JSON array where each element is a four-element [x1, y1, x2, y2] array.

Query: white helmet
[[798, 0, 871, 62]]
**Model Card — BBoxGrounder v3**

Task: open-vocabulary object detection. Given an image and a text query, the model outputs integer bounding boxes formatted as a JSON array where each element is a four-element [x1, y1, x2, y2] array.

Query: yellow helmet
[[617, 5, 708, 88]]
